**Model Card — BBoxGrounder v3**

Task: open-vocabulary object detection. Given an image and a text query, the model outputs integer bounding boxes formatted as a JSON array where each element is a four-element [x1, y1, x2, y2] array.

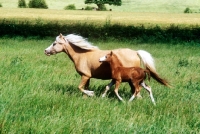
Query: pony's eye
[[53, 43, 56, 46]]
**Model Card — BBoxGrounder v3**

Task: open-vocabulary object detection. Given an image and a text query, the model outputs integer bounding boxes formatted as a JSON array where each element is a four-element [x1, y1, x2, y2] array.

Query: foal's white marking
[[129, 95, 136, 102], [99, 56, 106, 62]]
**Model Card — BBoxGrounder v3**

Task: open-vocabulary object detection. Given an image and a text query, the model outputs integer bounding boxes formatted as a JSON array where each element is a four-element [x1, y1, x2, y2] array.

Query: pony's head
[[45, 33, 66, 56], [99, 51, 114, 62]]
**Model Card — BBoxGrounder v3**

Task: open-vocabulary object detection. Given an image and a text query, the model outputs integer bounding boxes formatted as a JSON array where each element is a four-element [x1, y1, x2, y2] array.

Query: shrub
[[64, 4, 76, 10], [85, 6, 94, 10], [184, 7, 192, 13], [28, 0, 48, 9], [0, 3, 2, 7], [18, 0, 27, 8]]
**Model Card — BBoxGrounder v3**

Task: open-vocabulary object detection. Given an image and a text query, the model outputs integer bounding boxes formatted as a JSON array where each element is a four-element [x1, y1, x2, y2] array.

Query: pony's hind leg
[[102, 79, 115, 98], [141, 82, 156, 105]]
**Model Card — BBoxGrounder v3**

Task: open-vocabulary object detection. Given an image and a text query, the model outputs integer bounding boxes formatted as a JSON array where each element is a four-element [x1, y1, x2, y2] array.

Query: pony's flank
[[65, 34, 99, 50]]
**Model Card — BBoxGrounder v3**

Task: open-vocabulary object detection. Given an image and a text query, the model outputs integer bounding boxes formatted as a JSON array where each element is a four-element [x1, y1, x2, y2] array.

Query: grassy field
[[0, 0, 200, 133], [0, 37, 199, 133], [0, 0, 200, 13]]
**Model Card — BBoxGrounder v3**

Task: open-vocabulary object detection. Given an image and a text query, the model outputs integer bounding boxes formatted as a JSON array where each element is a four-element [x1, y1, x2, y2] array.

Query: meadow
[[0, 0, 200, 133], [0, 37, 199, 133]]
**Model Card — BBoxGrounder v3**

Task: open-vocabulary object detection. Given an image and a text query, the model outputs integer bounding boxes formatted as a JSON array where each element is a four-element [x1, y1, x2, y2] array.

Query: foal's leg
[[129, 81, 135, 94], [129, 84, 139, 101], [114, 80, 124, 101], [78, 75, 94, 96], [128, 81, 142, 99], [129, 82, 140, 102], [102, 79, 115, 97], [136, 87, 143, 98], [141, 82, 156, 105]]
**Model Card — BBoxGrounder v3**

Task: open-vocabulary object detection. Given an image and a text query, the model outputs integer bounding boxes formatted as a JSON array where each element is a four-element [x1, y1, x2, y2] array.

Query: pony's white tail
[[137, 50, 156, 72], [137, 50, 171, 87]]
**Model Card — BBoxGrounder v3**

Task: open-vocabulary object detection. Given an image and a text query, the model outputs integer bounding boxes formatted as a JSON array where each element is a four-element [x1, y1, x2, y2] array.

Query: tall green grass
[[0, 37, 200, 133]]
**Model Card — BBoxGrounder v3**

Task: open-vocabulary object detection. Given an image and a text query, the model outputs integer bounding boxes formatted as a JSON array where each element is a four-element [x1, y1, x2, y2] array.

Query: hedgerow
[[0, 19, 200, 42]]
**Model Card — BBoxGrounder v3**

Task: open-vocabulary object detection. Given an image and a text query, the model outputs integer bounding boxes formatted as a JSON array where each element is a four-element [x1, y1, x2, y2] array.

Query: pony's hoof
[[85, 90, 94, 96]]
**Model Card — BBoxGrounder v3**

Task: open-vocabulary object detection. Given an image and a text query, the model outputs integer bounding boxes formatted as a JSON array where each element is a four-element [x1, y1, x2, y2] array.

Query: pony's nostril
[[44, 50, 49, 55]]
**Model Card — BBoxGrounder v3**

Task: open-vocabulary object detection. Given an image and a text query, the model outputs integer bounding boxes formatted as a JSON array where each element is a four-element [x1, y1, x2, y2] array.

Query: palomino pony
[[99, 51, 159, 105], [44, 34, 170, 97]]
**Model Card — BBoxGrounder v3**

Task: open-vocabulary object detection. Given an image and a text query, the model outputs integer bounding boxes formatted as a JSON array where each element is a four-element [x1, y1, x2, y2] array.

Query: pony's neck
[[63, 42, 80, 62]]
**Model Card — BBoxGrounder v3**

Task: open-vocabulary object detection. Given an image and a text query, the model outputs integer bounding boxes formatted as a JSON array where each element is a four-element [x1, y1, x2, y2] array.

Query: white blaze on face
[[46, 44, 53, 51], [99, 56, 107, 62], [44, 44, 53, 56]]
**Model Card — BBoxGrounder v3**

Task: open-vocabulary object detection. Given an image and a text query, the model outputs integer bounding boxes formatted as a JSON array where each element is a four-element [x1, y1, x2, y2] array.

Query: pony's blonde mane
[[64, 34, 99, 50]]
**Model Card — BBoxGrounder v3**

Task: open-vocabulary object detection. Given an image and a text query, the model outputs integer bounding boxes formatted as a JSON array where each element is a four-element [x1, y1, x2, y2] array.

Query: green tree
[[85, 0, 121, 11], [18, 0, 27, 8], [28, 0, 48, 9]]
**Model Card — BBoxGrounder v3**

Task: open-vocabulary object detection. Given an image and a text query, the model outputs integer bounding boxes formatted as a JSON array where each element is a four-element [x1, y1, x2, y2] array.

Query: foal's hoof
[[102, 93, 106, 98], [136, 95, 143, 99]]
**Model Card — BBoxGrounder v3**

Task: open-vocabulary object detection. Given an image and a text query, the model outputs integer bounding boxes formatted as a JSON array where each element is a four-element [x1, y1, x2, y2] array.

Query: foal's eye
[[53, 43, 56, 46]]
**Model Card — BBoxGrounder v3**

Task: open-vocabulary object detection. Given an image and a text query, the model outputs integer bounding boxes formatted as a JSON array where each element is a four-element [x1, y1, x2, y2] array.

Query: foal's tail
[[144, 69, 151, 82], [148, 69, 171, 87], [137, 50, 171, 87]]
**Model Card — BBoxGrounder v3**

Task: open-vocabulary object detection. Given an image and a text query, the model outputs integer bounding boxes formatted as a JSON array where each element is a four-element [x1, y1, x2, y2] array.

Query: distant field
[[1, 8, 200, 27], [0, 0, 200, 13]]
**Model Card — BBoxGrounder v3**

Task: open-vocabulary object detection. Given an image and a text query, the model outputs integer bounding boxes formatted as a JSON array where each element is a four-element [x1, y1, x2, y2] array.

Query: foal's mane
[[64, 34, 99, 50], [112, 52, 123, 66]]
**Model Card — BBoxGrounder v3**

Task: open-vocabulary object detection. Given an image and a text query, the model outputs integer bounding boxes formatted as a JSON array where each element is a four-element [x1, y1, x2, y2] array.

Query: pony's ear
[[59, 33, 63, 38]]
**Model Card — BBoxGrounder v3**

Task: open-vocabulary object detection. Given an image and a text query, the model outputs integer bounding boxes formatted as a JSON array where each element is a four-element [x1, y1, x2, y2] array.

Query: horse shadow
[[49, 83, 133, 100]]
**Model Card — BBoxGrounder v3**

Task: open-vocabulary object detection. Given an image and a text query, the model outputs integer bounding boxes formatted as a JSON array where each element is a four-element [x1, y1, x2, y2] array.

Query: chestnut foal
[[99, 51, 156, 105]]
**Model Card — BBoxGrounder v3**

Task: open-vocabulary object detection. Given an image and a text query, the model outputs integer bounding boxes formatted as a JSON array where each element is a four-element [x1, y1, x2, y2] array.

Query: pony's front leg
[[114, 80, 124, 101], [85, 79, 90, 90], [78, 75, 94, 96], [102, 79, 115, 97]]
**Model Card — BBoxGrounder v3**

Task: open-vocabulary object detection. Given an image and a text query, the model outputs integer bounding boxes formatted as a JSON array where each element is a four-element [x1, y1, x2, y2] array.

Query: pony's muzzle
[[44, 50, 51, 56]]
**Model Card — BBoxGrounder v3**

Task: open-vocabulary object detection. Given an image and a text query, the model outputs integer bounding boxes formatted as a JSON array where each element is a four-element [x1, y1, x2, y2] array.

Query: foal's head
[[99, 51, 122, 66], [99, 51, 115, 62]]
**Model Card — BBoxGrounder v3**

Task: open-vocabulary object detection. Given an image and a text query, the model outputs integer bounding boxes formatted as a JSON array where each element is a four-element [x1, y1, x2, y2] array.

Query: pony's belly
[[91, 73, 112, 80]]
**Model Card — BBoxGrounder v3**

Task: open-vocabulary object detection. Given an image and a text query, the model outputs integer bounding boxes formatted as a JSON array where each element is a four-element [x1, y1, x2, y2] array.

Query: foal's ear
[[59, 33, 63, 38], [110, 51, 113, 56]]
